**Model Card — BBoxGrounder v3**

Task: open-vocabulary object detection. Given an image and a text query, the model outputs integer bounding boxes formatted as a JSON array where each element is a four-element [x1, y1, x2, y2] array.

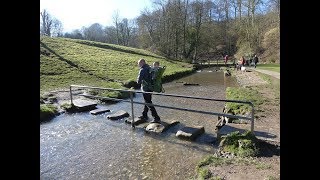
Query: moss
[[40, 104, 58, 122], [221, 131, 258, 157], [197, 168, 212, 180], [60, 103, 72, 110], [197, 156, 232, 169]]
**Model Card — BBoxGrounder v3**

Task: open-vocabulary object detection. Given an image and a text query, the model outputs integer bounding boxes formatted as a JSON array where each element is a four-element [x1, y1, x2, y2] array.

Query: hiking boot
[[138, 116, 149, 121], [150, 118, 161, 123]]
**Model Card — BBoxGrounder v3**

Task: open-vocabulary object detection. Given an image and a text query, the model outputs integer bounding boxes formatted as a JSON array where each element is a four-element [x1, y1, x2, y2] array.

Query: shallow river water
[[40, 68, 238, 179]]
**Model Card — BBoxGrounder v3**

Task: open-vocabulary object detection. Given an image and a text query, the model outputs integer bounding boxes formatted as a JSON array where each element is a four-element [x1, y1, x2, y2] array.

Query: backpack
[[150, 66, 166, 93]]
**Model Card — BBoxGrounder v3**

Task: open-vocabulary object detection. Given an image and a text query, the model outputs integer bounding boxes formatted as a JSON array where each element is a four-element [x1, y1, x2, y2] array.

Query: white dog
[[241, 66, 246, 72]]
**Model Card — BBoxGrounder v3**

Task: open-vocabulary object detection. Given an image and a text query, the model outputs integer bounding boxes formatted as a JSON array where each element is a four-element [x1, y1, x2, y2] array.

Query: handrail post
[[251, 104, 255, 133], [130, 91, 135, 129], [70, 86, 73, 105]]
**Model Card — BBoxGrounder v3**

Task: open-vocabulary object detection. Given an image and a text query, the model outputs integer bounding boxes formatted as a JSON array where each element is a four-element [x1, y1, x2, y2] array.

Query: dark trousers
[[142, 92, 160, 120]]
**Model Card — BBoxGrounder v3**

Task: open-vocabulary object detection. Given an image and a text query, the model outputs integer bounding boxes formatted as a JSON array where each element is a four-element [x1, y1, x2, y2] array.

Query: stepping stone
[[125, 117, 147, 126], [90, 108, 110, 115], [107, 110, 129, 120], [144, 120, 179, 133], [72, 99, 97, 112], [176, 126, 205, 140]]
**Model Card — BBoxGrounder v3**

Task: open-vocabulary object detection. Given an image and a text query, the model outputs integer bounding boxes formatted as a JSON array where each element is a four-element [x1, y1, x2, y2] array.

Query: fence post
[[70, 86, 73, 105], [130, 91, 135, 129]]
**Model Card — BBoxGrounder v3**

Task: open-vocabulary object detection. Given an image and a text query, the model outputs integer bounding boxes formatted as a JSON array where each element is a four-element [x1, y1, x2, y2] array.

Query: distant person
[[137, 59, 161, 123], [241, 56, 246, 66], [237, 56, 245, 71], [248, 56, 252, 66], [253, 54, 259, 68], [224, 55, 229, 65]]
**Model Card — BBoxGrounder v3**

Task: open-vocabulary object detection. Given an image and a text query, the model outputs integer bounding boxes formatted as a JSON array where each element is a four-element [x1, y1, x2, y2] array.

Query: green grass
[[256, 63, 280, 73], [40, 36, 193, 93], [225, 87, 266, 115], [197, 156, 233, 168], [40, 104, 58, 122]]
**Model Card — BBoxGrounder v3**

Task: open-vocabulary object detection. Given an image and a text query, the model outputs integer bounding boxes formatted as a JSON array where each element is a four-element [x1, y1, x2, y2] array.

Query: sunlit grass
[[40, 36, 193, 93]]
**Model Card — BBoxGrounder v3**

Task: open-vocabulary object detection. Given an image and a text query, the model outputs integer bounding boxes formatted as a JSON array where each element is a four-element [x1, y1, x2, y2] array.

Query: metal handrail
[[70, 85, 255, 132]]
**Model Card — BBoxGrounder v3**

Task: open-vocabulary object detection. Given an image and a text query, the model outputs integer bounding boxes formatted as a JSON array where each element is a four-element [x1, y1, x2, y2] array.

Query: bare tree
[[52, 19, 63, 37], [40, 9, 53, 36], [40, 9, 63, 37], [118, 18, 134, 46], [112, 10, 121, 45]]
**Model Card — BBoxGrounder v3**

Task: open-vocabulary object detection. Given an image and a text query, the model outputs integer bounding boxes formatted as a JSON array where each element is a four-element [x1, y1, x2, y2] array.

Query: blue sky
[[40, 0, 153, 33]]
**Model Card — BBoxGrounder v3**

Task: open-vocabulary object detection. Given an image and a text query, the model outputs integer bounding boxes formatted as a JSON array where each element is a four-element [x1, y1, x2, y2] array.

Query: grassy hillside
[[40, 36, 194, 93]]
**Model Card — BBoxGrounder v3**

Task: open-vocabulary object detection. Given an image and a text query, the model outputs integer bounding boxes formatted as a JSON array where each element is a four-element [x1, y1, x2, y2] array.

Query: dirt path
[[234, 70, 280, 142], [249, 67, 280, 79]]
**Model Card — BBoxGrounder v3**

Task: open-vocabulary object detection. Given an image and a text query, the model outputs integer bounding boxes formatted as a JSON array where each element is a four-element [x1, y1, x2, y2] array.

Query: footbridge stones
[[68, 102, 207, 141], [144, 120, 180, 133], [107, 110, 130, 120], [71, 99, 97, 112], [125, 117, 147, 126], [90, 108, 110, 115], [176, 126, 205, 140]]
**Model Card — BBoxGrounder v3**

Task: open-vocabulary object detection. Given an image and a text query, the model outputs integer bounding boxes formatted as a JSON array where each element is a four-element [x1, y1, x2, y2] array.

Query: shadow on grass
[[40, 41, 106, 80]]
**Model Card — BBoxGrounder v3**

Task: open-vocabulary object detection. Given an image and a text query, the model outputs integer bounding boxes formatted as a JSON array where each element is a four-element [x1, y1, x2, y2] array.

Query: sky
[[40, 0, 153, 33]]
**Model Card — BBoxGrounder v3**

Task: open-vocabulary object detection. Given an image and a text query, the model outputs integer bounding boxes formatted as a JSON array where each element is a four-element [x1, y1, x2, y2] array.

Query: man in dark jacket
[[253, 54, 259, 68], [137, 59, 161, 123]]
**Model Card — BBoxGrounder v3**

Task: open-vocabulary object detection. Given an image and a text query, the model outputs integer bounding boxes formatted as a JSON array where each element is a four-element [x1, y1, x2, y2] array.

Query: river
[[40, 67, 238, 179]]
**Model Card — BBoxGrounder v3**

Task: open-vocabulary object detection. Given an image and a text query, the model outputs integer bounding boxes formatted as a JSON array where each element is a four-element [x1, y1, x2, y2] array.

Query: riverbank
[[194, 68, 280, 179]]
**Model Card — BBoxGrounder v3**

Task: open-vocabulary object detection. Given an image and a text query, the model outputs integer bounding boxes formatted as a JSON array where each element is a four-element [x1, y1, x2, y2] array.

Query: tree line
[[40, 0, 279, 63]]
